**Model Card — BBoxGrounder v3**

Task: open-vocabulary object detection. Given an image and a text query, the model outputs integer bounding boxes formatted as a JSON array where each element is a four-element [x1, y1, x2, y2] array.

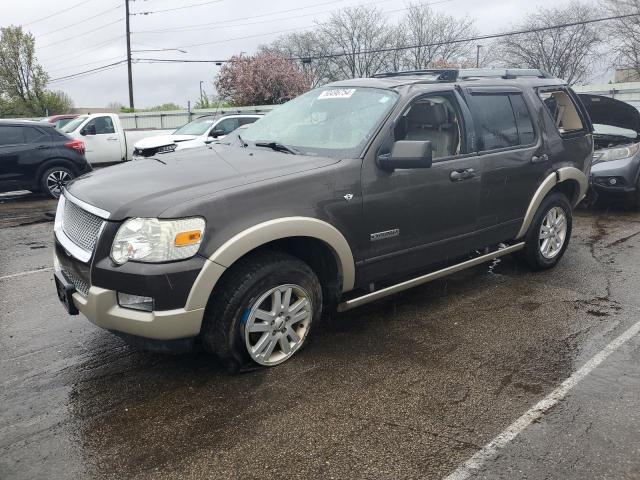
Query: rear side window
[[510, 95, 535, 145], [538, 89, 585, 135], [468, 93, 537, 151], [238, 117, 259, 127], [24, 127, 51, 144], [0, 126, 25, 146], [469, 94, 519, 150]]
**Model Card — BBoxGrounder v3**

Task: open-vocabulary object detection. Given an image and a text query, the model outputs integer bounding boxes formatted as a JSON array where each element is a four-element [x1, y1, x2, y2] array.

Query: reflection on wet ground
[[1, 193, 640, 479]]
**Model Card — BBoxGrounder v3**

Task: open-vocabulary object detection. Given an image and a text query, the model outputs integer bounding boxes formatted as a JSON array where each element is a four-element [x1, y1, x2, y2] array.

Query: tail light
[[65, 139, 85, 155]]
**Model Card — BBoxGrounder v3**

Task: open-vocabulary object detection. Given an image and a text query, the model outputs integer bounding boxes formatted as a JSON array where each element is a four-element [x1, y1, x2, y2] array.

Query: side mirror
[[80, 125, 96, 136], [210, 129, 225, 138], [377, 140, 433, 170]]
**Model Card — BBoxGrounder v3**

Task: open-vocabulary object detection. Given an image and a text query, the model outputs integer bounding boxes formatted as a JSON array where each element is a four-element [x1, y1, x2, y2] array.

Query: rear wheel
[[40, 166, 74, 198], [520, 192, 572, 271], [201, 251, 322, 368]]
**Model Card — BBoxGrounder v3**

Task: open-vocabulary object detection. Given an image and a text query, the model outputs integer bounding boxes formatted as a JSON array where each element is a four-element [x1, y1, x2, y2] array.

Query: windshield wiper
[[254, 141, 299, 155]]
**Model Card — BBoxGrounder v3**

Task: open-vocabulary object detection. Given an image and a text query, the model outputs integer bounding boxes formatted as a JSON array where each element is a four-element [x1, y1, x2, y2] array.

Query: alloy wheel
[[539, 206, 567, 259], [244, 284, 312, 366], [46, 170, 72, 198]]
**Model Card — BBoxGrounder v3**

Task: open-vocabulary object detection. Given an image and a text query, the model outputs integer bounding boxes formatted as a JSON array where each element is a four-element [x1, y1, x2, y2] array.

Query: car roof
[[325, 68, 566, 91], [0, 119, 55, 127]]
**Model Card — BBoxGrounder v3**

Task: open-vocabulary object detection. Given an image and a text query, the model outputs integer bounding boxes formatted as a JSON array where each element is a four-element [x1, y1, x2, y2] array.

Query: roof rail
[[457, 68, 554, 80], [372, 69, 458, 81]]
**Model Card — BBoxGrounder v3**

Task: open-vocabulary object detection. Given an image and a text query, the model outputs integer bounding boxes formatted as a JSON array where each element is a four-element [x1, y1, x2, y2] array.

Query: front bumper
[[590, 155, 640, 193], [73, 286, 204, 340]]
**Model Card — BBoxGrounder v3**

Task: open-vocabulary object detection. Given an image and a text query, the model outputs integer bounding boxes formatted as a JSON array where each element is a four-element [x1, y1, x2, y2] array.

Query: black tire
[[40, 166, 74, 198], [201, 250, 322, 369], [520, 192, 573, 271]]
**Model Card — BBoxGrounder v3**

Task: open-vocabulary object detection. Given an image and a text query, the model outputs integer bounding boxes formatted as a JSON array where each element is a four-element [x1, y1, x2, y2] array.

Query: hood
[[66, 145, 340, 220], [592, 124, 637, 140], [579, 94, 640, 135], [134, 134, 198, 150]]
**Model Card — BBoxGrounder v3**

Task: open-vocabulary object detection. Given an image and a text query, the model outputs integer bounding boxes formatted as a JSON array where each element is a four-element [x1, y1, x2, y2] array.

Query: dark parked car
[[0, 120, 90, 198], [578, 94, 640, 207], [53, 68, 592, 368]]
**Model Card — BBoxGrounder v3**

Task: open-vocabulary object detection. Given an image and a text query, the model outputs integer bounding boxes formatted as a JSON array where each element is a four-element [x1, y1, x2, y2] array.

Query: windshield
[[60, 116, 87, 133], [241, 87, 398, 157], [174, 117, 215, 136]]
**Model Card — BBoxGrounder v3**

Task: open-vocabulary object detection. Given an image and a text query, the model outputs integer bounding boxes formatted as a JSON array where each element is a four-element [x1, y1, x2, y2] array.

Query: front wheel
[[520, 192, 573, 271], [201, 251, 322, 368]]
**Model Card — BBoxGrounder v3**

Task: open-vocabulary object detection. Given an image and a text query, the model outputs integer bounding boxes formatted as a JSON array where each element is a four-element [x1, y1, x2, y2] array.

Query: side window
[[85, 116, 116, 135], [0, 126, 26, 146], [538, 89, 584, 134], [509, 94, 535, 145], [394, 95, 463, 159], [238, 117, 258, 127], [24, 127, 50, 144], [468, 94, 519, 151], [215, 118, 239, 135]]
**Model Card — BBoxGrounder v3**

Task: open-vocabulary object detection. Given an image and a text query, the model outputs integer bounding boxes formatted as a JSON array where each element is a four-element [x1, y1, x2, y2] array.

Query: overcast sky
[[4, 0, 607, 108]]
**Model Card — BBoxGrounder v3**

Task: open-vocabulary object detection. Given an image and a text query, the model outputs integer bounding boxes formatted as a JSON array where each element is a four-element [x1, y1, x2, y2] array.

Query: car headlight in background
[[111, 217, 205, 265], [593, 142, 640, 163]]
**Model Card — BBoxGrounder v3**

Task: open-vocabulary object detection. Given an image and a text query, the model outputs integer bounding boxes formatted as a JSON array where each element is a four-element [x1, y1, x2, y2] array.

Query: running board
[[337, 242, 525, 312]]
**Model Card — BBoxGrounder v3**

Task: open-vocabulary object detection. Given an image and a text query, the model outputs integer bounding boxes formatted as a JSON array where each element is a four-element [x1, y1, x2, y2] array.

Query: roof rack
[[371, 68, 553, 82], [372, 69, 458, 81], [457, 68, 553, 80]]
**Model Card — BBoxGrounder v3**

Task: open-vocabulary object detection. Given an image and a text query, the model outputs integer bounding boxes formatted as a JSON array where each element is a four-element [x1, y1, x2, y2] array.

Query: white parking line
[[0, 268, 53, 281], [444, 318, 640, 480]]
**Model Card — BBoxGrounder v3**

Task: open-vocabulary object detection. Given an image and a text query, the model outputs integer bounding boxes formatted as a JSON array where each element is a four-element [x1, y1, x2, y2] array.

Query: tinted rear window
[[509, 94, 535, 145]]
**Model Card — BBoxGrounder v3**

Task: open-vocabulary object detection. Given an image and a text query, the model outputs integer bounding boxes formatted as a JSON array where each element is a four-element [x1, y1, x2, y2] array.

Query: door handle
[[106, 137, 118, 141], [450, 168, 475, 182], [35, 145, 49, 150], [531, 154, 549, 163]]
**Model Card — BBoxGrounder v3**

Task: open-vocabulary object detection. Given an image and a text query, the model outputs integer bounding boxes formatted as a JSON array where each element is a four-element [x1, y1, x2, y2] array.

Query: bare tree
[[603, 0, 640, 77], [317, 6, 395, 79], [400, 3, 477, 70], [497, 1, 603, 84], [263, 31, 334, 87]]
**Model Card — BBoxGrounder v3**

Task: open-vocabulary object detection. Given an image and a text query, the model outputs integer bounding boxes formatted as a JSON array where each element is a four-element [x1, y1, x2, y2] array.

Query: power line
[[48, 60, 127, 83], [45, 55, 127, 73], [133, 12, 640, 66], [23, 0, 98, 26], [38, 18, 124, 49], [131, 0, 223, 15], [39, 35, 124, 64], [131, 0, 347, 33], [134, 0, 451, 34], [37, 3, 123, 38], [296, 12, 640, 61]]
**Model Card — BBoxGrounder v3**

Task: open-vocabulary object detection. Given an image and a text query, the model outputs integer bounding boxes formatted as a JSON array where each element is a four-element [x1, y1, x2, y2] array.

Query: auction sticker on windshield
[[318, 88, 356, 99]]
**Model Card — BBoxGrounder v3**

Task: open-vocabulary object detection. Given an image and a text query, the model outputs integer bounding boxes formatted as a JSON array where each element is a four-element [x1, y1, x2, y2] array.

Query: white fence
[[119, 105, 276, 130]]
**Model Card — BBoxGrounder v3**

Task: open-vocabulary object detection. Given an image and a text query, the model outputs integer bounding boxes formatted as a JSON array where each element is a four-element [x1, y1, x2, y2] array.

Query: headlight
[[593, 142, 640, 163], [111, 217, 205, 265]]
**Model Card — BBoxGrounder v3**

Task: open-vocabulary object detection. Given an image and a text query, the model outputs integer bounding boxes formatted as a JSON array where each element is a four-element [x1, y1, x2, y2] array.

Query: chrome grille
[[61, 198, 104, 254], [61, 267, 89, 297]]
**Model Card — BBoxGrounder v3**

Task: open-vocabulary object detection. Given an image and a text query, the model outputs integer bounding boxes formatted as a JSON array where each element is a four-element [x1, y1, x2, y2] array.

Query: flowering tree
[[214, 52, 311, 106]]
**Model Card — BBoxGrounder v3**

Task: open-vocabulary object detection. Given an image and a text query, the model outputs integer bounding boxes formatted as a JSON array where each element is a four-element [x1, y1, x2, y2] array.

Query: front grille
[[61, 198, 104, 254], [61, 267, 89, 296]]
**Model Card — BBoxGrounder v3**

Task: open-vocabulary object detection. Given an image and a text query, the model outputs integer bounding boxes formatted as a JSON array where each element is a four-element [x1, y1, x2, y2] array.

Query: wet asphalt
[[1, 191, 639, 480]]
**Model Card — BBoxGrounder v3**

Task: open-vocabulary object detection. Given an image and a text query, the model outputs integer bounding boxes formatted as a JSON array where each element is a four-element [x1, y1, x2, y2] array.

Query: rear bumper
[[73, 286, 205, 340]]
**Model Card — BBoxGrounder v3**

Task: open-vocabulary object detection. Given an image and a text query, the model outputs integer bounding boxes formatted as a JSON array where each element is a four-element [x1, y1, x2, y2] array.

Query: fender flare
[[515, 166, 588, 239], [185, 217, 356, 311]]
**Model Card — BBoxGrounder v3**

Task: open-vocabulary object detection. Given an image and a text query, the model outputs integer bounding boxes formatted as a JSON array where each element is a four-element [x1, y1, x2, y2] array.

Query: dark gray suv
[[53, 69, 592, 368]]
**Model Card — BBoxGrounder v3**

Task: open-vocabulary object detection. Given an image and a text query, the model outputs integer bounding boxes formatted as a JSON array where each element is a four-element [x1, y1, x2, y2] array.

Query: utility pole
[[125, 0, 134, 109], [199, 80, 204, 101], [476, 45, 482, 69]]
